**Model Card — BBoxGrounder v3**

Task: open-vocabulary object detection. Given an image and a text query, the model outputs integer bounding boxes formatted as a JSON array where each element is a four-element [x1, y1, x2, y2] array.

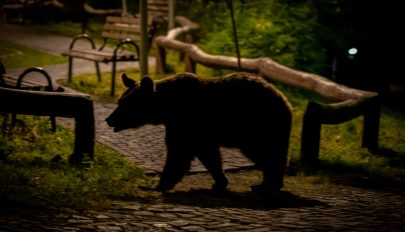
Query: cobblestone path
[[1, 175, 404, 231]]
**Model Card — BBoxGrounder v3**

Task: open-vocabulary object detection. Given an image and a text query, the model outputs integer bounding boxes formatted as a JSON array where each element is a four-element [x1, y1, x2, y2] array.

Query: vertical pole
[[169, 0, 175, 30], [140, 0, 148, 77], [300, 102, 322, 174], [362, 98, 380, 151], [226, 0, 241, 71], [122, 0, 127, 15], [0, 2, 6, 23], [156, 45, 167, 75], [184, 55, 196, 74]]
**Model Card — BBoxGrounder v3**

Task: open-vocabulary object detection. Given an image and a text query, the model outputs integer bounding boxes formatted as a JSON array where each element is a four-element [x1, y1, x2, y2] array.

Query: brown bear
[[106, 72, 292, 192]]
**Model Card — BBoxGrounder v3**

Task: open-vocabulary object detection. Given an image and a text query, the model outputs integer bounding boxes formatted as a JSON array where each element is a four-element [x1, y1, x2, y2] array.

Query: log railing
[[0, 87, 95, 164], [154, 16, 381, 174]]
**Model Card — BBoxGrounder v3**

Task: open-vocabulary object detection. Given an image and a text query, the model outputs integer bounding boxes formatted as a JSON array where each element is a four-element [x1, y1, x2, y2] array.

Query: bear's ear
[[140, 75, 154, 94], [122, 73, 137, 89]]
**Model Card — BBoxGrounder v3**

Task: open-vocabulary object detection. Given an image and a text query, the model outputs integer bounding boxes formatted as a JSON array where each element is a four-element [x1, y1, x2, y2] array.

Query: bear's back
[[156, 72, 291, 118]]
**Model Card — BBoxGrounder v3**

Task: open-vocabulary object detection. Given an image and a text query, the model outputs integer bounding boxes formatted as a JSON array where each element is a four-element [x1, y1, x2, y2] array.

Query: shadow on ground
[[161, 189, 325, 210]]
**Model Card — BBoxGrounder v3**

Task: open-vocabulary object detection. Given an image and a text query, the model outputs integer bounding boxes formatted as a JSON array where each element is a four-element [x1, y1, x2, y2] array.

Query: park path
[[1, 22, 405, 231]]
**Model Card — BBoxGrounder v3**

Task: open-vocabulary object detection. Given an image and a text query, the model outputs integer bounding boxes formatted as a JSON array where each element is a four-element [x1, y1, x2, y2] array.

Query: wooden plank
[[62, 50, 106, 62], [148, 0, 168, 5], [1, 74, 51, 88], [101, 31, 141, 41], [106, 16, 140, 25], [63, 49, 138, 62], [103, 24, 141, 33], [148, 5, 169, 11]]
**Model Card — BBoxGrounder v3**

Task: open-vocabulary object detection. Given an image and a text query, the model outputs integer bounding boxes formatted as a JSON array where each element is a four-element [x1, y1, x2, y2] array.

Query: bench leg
[[68, 57, 73, 83], [110, 61, 117, 97], [50, 116, 56, 133], [11, 113, 17, 129], [95, 61, 101, 82]]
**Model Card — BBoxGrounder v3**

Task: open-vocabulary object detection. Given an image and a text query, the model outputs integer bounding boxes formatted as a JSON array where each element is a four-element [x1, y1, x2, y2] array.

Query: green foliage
[[176, 0, 326, 74], [0, 115, 151, 209], [0, 40, 67, 68]]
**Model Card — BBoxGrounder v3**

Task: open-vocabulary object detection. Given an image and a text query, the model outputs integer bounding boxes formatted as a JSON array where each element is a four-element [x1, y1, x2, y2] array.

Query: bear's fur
[[106, 72, 292, 192]]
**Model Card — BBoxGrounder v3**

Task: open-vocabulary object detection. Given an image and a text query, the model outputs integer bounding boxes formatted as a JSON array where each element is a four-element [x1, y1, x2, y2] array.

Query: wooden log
[[0, 87, 95, 164], [156, 34, 377, 102], [155, 16, 377, 102], [300, 95, 381, 173]]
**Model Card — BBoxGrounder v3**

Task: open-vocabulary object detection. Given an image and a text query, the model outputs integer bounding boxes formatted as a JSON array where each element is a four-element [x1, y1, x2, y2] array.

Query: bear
[[106, 72, 292, 193]]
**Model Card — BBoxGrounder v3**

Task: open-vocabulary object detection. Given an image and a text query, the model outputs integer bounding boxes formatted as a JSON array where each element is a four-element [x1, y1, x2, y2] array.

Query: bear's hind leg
[[244, 145, 287, 193], [197, 145, 228, 192]]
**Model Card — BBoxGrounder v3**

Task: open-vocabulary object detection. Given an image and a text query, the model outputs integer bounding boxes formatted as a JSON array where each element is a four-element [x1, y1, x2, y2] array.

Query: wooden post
[[300, 102, 322, 174], [156, 45, 167, 75], [140, 0, 148, 77], [184, 55, 196, 73], [362, 98, 381, 151]]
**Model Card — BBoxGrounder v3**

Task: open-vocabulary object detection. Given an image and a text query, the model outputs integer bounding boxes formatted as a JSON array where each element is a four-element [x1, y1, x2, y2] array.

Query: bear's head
[[106, 73, 157, 132]]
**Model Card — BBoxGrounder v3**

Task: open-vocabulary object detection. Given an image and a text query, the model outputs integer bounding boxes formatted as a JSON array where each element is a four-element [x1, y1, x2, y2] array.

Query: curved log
[[156, 16, 377, 102], [0, 87, 95, 164], [300, 96, 381, 173]]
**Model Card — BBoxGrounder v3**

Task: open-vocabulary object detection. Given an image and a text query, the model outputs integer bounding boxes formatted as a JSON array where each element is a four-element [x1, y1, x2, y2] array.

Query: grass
[[0, 21, 161, 210], [0, 115, 155, 210], [0, 40, 67, 69]]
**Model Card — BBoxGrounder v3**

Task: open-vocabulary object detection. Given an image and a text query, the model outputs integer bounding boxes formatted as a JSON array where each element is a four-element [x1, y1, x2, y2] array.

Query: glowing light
[[348, 48, 358, 55]]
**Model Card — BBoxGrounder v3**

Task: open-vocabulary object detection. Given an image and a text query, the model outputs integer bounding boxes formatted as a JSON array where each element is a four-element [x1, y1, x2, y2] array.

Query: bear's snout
[[105, 114, 119, 129], [105, 115, 114, 127]]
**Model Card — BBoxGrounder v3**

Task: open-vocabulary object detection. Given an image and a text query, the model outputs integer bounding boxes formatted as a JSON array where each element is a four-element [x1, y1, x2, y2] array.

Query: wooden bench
[[61, 12, 170, 96], [146, 0, 169, 22], [61, 15, 143, 97], [0, 61, 64, 132]]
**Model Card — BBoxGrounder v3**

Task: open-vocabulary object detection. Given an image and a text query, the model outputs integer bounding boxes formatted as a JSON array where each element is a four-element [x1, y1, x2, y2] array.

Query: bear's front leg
[[155, 141, 194, 192]]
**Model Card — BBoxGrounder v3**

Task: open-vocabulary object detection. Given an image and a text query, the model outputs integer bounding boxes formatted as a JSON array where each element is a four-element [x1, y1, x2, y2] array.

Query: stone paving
[[1, 175, 404, 231], [1, 22, 405, 231]]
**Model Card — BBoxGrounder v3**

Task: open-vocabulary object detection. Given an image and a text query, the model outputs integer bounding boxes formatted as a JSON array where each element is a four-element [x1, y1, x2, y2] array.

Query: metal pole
[[169, 0, 175, 30], [140, 0, 149, 77], [226, 0, 241, 71], [122, 0, 127, 15]]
